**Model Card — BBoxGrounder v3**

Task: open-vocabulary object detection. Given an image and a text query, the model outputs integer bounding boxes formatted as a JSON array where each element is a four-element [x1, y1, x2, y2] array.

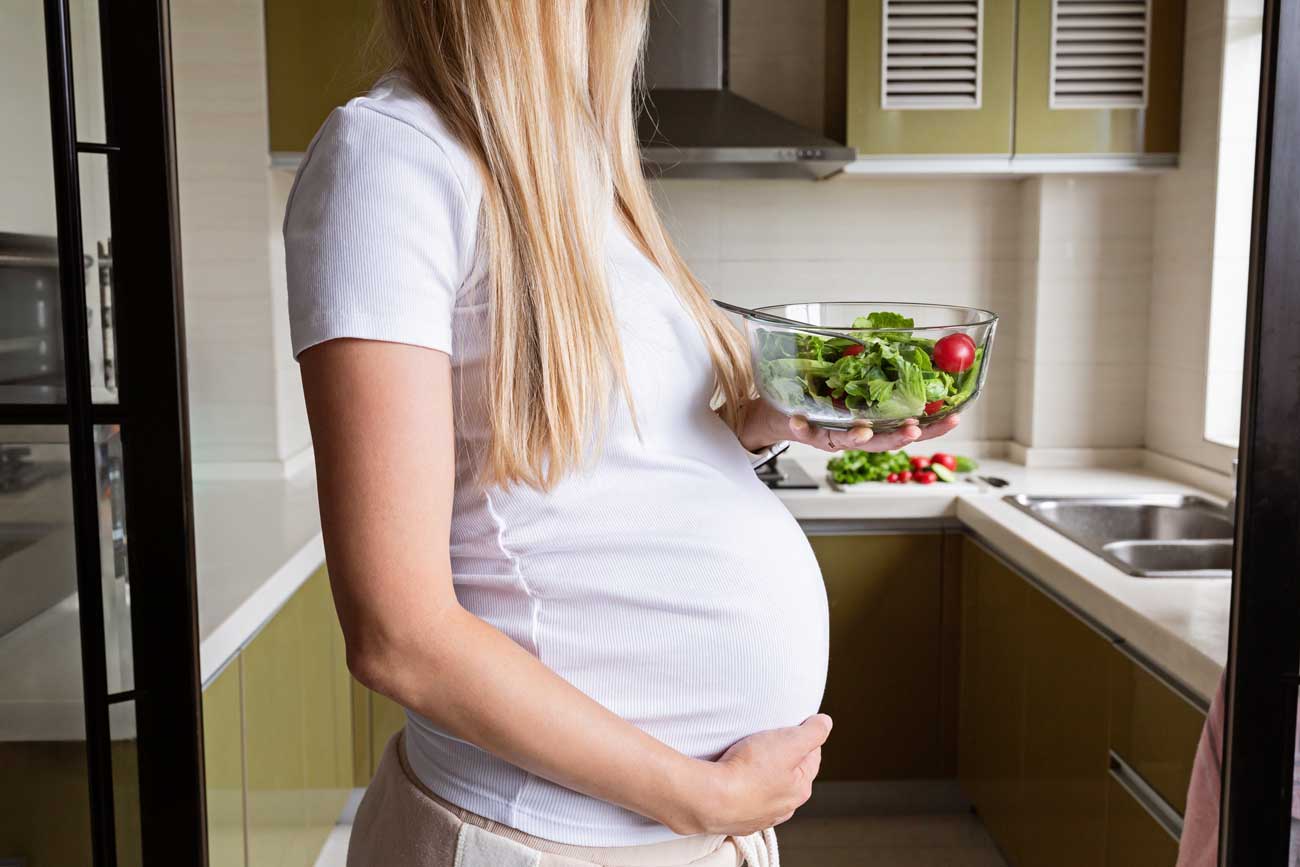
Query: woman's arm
[[300, 338, 829, 836]]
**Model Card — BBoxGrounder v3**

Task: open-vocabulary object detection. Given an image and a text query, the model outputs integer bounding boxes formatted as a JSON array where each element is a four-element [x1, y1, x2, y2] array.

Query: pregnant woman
[[285, 2, 959, 865]]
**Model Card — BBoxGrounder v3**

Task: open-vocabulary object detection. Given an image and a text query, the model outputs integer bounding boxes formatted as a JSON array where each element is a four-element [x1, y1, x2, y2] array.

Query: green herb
[[826, 450, 911, 485]]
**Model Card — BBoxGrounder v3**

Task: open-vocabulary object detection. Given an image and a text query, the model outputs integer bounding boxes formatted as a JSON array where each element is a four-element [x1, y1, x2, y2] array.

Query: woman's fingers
[[786, 413, 961, 452]]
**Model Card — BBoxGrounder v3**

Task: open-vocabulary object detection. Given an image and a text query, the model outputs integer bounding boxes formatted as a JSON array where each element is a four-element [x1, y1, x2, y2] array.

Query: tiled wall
[[654, 174, 1163, 456], [1146, 0, 1241, 474], [172, 0, 310, 472]]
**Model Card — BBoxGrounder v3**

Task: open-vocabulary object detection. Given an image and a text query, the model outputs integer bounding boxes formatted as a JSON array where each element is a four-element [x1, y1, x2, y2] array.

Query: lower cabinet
[[806, 532, 962, 781], [958, 538, 1203, 867], [204, 566, 353, 867]]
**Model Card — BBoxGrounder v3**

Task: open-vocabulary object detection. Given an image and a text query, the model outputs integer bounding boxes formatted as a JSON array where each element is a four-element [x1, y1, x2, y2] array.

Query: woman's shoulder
[[293, 74, 483, 217]]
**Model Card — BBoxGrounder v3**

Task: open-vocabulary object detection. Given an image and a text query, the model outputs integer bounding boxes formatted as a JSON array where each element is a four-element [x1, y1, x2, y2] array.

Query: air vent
[[881, 0, 983, 110], [1051, 0, 1150, 109]]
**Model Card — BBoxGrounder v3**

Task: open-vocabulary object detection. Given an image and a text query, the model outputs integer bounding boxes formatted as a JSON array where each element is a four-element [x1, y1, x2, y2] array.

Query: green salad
[[756, 311, 984, 421]]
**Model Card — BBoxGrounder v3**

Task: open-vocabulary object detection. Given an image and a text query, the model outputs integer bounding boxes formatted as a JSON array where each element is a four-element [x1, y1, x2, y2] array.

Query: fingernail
[[790, 416, 809, 433], [852, 428, 873, 444], [907, 427, 921, 439]]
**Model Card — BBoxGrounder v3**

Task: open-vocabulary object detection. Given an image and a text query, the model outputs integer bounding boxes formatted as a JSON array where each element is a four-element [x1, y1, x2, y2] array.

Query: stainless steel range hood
[[638, 0, 854, 180]]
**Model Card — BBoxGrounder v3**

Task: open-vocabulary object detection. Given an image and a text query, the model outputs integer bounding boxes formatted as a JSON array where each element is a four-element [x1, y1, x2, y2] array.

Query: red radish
[[910, 456, 931, 471], [886, 472, 900, 483], [915, 471, 937, 485], [933, 333, 976, 373], [831, 396, 847, 410], [842, 344, 865, 357], [931, 453, 957, 471], [899, 470, 913, 483], [924, 399, 945, 415]]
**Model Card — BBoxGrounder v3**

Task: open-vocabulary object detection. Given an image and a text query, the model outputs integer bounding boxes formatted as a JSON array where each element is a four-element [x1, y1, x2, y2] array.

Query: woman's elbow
[[345, 637, 413, 701]]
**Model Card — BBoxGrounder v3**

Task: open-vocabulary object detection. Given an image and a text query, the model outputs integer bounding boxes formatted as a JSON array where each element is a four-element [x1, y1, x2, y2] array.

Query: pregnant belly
[[463, 515, 831, 760]]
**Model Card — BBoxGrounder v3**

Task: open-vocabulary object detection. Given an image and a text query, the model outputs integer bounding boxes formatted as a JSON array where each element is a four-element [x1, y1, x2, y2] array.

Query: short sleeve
[[283, 104, 477, 359]]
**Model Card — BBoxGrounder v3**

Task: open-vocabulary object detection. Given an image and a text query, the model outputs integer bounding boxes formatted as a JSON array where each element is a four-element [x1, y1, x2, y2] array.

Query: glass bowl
[[739, 302, 998, 432]]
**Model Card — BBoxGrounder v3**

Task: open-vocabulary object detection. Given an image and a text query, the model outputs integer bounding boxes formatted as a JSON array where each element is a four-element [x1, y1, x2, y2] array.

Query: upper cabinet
[[1014, 0, 1186, 156], [845, 0, 1186, 165], [265, 0, 382, 156], [847, 0, 1017, 156]]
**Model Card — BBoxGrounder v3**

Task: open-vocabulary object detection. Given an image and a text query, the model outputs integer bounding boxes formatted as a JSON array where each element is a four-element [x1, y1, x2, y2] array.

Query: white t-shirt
[[284, 76, 829, 847]]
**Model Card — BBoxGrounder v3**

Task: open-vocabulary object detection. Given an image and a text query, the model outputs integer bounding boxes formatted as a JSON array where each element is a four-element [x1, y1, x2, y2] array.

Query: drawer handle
[[1109, 750, 1184, 842]]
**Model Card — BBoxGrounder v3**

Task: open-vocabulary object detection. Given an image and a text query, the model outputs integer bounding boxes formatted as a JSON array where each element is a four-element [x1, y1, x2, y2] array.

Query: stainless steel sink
[[1005, 494, 1233, 578]]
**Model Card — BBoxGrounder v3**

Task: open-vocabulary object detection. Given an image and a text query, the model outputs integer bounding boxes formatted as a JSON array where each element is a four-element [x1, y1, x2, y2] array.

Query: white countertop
[[0, 471, 325, 741], [0, 447, 1230, 741]]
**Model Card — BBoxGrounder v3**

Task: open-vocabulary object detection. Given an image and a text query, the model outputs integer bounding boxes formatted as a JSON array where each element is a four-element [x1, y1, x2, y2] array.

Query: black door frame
[[27, 0, 207, 863], [1220, 0, 1300, 863]]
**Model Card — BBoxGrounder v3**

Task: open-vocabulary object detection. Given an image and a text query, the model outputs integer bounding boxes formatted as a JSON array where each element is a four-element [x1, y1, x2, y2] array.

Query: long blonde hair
[[379, 0, 752, 489]]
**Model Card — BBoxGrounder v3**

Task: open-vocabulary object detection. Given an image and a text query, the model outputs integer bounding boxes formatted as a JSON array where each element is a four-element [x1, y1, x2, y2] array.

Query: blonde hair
[[379, 0, 752, 489]]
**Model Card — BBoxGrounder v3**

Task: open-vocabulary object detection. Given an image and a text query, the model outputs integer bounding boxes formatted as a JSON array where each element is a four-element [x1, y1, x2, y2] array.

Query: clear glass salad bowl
[[736, 302, 998, 433]]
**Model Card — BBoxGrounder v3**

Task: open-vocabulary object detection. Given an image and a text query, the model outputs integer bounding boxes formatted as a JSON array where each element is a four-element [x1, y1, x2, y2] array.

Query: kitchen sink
[[1005, 494, 1233, 578], [1102, 540, 1234, 577]]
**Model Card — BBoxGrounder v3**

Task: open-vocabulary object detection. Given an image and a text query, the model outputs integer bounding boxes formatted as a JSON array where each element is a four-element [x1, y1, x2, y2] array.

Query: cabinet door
[[1014, 0, 1186, 155], [1108, 651, 1205, 816], [1104, 777, 1179, 867], [1020, 589, 1111, 867], [957, 539, 1027, 866], [807, 533, 950, 780], [204, 663, 247, 867], [265, 0, 384, 154], [846, 0, 1017, 156]]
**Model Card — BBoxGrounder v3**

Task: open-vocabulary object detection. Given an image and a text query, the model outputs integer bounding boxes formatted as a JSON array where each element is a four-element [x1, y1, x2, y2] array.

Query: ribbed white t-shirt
[[283, 76, 829, 847]]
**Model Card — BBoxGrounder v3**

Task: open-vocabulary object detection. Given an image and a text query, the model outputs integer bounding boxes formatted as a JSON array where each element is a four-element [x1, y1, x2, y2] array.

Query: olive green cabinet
[[1013, 0, 1185, 156], [806, 532, 963, 780], [203, 566, 354, 867], [264, 0, 384, 154], [846, 0, 1186, 160], [958, 539, 1203, 867], [846, 0, 1018, 156]]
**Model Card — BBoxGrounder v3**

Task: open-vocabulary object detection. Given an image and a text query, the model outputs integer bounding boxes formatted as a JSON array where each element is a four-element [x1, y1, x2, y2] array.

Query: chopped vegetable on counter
[[828, 450, 980, 486]]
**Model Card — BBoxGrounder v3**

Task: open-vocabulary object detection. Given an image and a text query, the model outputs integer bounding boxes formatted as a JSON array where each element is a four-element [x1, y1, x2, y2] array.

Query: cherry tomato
[[898, 470, 913, 483], [886, 473, 900, 483], [915, 470, 937, 485], [910, 456, 931, 471], [931, 452, 958, 471], [842, 344, 865, 357], [933, 333, 976, 374], [924, 399, 945, 416]]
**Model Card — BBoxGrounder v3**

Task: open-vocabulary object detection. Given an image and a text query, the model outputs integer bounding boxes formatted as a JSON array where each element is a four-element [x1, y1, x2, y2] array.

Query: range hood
[[638, 0, 854, 180]]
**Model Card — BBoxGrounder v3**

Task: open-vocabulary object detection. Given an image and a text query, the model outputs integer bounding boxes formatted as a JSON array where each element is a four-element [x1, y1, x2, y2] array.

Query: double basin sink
[[1005, 494, 1233, 578]]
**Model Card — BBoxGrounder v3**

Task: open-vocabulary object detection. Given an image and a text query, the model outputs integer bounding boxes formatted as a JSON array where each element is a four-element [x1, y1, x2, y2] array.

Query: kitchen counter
[[0, 445, 1231, 741], [775, 446, 1230, 705], [0, 470, 324, 741]]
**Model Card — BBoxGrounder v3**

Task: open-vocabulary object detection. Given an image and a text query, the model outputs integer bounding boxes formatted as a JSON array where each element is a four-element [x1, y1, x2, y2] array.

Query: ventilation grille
[[1050, 0, 1151, 109], [881, 0, 983, 110]]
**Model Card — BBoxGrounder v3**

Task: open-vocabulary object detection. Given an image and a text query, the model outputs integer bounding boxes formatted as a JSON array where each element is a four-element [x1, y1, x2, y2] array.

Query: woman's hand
[[737, 397, 961, 454], [676, 714, 833, 836]]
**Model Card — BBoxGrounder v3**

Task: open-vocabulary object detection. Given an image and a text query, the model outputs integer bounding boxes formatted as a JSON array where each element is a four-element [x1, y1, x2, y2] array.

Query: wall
[[171, 0, 311, 474], [654, 178, 1021, 447], [1145, 0, 1240, 475]]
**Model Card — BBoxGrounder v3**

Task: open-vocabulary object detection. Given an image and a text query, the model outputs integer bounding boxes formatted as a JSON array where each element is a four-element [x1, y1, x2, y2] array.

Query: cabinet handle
[[1109, 751, 1183, 842]]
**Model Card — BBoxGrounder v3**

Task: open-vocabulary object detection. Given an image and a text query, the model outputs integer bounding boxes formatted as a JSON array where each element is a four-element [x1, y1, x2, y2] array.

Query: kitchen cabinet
[[957, 538, 1203, 867], [1013, 0, 1186, 156], [1019, 584, 1111, 867], [206, 566, 352, 867], [1104, 776, 1180, 867], [1108, 649, 1204, 816], [264, 0, 384, 155], [204, 662, 246, 867], [958, 537, 1028, 865], [846, 0, 1017, 156], [807, 532, 961, 780]]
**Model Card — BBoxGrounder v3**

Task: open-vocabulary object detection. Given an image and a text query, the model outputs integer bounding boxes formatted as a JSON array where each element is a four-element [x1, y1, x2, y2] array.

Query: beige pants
[[346, 732, 744, 867]]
